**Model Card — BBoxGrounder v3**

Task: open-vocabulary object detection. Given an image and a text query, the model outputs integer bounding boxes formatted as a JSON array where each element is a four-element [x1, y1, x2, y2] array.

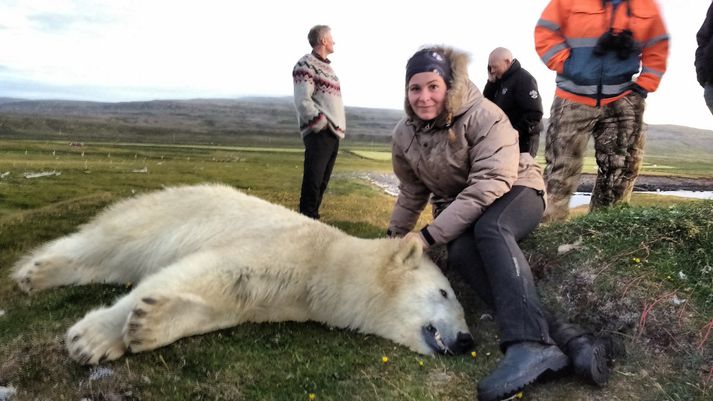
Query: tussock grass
[[1, 139, 711, 400], [527, 202, 713, 400]]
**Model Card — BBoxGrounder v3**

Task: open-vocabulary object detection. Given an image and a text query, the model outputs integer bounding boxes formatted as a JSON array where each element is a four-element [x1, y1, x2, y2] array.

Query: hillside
[[1, 97, 710, 152], [0, 97, 402, 146]]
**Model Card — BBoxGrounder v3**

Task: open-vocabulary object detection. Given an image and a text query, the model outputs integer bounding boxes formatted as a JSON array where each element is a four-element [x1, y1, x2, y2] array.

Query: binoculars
[[592, 29, 638, 59]]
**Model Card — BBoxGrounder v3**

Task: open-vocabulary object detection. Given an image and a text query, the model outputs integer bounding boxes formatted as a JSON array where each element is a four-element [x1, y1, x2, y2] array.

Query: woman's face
[[407, 72, 447, 121]]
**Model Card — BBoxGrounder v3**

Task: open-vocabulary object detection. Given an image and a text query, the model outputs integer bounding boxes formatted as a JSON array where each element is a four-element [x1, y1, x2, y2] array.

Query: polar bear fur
[[11, 184, 473, 364]]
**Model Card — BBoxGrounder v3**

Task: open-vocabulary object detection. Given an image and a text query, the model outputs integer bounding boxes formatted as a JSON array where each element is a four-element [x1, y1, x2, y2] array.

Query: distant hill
[[0, 97, 25, 105], [0, 97, 710, 152], [0, 97, 402, 145]]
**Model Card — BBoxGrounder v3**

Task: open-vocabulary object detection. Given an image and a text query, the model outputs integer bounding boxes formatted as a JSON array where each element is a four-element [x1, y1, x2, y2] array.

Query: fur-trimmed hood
[[390, 46, 545, 245], [404, 46, 474, 129]]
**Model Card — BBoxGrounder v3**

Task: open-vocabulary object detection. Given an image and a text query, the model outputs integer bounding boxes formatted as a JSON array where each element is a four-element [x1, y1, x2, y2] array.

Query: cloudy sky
[[0, 0, 711, 130]]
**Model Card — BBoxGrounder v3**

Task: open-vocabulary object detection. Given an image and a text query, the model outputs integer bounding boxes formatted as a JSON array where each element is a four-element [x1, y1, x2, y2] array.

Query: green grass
[[339, 150, 713, 177], [531, 155, 713, 177], [1, 139, 712, 400]]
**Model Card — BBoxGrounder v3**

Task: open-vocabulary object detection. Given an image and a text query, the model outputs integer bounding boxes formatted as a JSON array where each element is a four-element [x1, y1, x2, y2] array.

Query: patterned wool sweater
[[292, 52, 346, 139]]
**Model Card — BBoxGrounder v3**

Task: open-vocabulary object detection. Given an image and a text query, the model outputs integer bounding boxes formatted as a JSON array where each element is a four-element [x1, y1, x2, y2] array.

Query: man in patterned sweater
[[292, 25, 346, 219]]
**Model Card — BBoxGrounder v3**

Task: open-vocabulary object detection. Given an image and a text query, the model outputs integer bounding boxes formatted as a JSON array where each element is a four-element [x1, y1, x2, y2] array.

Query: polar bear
[[11, 184, 474, 364]]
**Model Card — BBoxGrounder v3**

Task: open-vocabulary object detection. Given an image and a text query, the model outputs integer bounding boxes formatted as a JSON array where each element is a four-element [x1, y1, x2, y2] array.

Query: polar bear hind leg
[[12, 228, 139, 293], [12, 253, 84, 293]]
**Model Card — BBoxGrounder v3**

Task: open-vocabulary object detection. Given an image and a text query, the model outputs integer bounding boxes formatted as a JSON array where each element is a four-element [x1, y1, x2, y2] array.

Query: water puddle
[[570, 190, 713, 208]]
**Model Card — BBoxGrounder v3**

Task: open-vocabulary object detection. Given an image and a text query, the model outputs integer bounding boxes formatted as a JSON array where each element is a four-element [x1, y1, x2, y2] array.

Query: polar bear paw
[[66, 310, 127, 365], [12, 256, 74, 293], [124, 295, 173, 353]]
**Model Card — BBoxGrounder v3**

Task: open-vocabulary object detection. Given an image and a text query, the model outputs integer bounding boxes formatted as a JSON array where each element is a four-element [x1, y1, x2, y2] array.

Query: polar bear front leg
[[66, 294, 135, 364], [123, 292, 232, 353], [121, 253, 248, 354]]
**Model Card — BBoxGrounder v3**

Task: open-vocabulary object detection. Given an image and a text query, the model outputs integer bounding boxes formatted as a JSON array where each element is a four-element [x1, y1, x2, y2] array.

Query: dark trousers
[[447, 186, 553, 349], [299, 129, 339, 219]]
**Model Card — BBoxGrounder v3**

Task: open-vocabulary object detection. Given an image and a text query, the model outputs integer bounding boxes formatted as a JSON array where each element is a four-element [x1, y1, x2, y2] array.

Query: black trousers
[[447, 186, 553, 349], [299, 129, 339, 219]]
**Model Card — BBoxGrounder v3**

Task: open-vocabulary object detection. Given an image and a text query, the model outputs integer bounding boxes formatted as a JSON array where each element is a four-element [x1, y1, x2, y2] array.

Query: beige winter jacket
[[388, 46, 546, 245]]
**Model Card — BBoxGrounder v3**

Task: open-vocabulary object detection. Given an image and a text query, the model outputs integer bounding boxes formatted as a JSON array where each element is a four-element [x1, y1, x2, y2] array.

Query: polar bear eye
[[440, 289, 448, 299]]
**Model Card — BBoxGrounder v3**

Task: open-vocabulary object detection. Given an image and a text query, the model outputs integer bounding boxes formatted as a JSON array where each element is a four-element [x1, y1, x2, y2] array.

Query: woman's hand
[[403, 231, 429, 250]]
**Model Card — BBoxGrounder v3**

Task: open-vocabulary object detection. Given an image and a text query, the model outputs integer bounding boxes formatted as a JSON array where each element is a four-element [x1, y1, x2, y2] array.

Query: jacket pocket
[[569, 4, 605, 35], [562, 5, 605, 86]]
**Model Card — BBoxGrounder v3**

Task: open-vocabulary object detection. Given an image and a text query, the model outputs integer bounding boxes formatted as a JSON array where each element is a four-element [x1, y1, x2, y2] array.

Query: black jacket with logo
[[696, 2, 713, 86], [483, 59, 543, 155]]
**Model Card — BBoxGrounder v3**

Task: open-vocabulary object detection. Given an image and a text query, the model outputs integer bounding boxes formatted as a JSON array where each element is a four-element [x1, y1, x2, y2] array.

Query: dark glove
[[528, 133, 540, 158]]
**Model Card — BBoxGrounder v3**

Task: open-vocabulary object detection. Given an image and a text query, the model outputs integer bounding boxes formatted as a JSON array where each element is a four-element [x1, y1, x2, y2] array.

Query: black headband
[[405, 49, 452, 87]]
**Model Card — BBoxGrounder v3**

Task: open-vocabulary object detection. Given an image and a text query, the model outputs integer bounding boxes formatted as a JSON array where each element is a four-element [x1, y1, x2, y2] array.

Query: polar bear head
[[371, 238, 474, 356]]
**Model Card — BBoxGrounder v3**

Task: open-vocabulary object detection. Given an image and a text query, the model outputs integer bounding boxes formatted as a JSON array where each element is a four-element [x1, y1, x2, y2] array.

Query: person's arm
[[482, 80, 497, 101], [695, 3, 713, 87], [293, 61, 329, 133], [422, 108, 519, 245], [534, 0, 570, 74], [633, 6, 669, 95], [514, 72, 544, 146], [387, 130, 431, 237]]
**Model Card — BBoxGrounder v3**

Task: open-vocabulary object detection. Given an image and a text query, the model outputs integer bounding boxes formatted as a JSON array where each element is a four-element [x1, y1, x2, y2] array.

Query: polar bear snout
[[422, 323, 474, 355], [453, 331, 475, 354]]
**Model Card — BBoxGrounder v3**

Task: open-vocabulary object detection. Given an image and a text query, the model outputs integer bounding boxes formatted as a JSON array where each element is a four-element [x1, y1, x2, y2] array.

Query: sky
[[0, 0, 711, 130]]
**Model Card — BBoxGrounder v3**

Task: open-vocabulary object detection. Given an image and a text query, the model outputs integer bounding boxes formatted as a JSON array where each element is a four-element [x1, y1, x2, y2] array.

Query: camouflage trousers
[[542, 93, 646, 222]]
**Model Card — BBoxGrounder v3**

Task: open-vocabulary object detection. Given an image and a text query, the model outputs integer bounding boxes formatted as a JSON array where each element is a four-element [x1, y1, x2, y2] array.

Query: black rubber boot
[[567, 335, 610, 386], [547, 314, 612, 386], [476, 342, 569, 401]]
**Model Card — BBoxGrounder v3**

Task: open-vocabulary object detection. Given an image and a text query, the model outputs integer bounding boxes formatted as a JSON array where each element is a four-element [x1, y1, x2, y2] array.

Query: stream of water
[[570, 190, 713, 208]]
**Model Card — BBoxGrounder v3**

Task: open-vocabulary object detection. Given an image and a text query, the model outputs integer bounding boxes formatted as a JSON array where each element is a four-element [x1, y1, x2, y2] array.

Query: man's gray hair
[[308, 25, 331, 48]]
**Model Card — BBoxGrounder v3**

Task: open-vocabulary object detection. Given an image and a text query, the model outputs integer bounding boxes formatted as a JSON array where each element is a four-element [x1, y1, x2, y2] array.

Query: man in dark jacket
[[696, 1, 713, 115], [483, 48, 543, 157]]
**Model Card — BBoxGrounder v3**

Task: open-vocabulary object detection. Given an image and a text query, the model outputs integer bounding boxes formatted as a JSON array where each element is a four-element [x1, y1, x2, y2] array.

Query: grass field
[[348, 149, 713, 178], [1, 139, 712, 401]]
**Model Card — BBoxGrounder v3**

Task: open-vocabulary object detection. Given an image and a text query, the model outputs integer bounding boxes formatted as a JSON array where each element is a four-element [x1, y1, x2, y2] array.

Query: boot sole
[[573, 340, 609, 386], [477, 352, 569, 401]]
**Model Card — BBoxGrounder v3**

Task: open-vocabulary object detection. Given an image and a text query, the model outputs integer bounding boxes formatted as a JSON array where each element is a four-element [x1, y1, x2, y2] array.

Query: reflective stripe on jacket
[[535, 0, 669, 106]]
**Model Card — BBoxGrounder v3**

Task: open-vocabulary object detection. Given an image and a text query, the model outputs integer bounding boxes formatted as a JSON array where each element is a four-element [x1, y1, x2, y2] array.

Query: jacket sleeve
[[424, 110, 519, 244], [695, 3, 713, 86], [634, 5, 669, 93], [482, 80, 497, 101], [535, 0, 571, 74], [388, 129, 431, 237], [293, 63, 328, 133], [514, 73, 543, 138]]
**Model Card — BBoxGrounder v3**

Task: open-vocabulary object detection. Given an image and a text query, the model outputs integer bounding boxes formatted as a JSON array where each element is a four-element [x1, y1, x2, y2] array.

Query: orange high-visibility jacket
[[535, 0, 669, 107]]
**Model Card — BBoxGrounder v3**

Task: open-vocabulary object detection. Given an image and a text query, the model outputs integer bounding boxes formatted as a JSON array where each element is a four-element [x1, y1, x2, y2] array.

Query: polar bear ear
[[395, 237, 423, 270]]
